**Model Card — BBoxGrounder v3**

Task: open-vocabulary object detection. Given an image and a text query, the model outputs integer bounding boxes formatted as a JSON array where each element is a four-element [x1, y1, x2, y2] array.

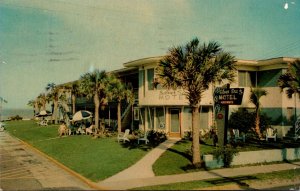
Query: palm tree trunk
[[192, 106, 201, 167], [255, 110, 262, 139], [53, 100, 58, 124], [117, 101, 121, 134], [34, 102, 38, 115], [72, 94, 76, 114], [94, 94, 100, 134]]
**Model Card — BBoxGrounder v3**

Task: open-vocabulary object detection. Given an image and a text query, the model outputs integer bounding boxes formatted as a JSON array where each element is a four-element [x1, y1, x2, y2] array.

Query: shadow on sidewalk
[[205, 171, 258, 190]]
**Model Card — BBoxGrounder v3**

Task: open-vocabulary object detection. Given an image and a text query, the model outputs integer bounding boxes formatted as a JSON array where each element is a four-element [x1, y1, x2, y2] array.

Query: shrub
[[229, 109, 271, 134], [183, 130, 192, 140], [9, 115, 23, 121], [213, 145, 239, 167], [147, 130, 167, 146]]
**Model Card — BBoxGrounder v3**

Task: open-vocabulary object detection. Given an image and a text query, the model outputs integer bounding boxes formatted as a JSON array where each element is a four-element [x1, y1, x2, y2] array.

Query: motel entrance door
[[169, 109, 181, 137]]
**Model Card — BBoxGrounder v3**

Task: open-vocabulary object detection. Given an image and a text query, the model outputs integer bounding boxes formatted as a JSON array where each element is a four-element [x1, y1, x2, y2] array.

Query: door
[[169, 109, 181, 137]]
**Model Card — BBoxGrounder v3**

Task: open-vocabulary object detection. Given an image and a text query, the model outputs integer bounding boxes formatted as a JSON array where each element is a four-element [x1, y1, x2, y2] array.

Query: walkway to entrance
[[98, 138, 180, 185]]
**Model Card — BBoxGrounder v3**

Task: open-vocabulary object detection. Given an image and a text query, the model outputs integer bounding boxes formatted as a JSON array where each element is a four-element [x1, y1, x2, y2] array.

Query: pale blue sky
[[0, 0, 300, 109]]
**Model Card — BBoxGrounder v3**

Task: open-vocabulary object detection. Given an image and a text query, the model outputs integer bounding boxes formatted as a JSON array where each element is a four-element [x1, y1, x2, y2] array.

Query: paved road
[[0, 131, 92, 190]]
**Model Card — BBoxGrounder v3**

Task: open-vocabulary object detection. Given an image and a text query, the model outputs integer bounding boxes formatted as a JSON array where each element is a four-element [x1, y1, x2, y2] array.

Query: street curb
[[13, 134, 108, 190]]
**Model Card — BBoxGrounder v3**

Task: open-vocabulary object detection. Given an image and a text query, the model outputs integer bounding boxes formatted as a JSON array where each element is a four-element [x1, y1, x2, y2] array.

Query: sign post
[[214, 85, 244, 146]]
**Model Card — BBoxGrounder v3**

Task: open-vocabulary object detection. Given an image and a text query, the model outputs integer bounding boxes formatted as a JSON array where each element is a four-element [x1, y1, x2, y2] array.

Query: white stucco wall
[[204, 147, 300, 168]]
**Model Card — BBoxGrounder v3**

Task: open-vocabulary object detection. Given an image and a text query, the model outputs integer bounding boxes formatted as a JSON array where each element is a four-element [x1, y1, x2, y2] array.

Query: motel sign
[[214, 87, 244, 105], [214, 86, 244, 147]]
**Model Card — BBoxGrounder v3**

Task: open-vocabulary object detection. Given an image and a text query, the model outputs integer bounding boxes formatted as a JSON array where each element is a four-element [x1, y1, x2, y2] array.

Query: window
[[257, 69, 281, 87], [156, 107, 165, 129], [147, 68, 154, 90], [147, 107, 155, 129], [287, 107, 294, 122], [139, 69, 145, 97], [238, 71, 256, 87]]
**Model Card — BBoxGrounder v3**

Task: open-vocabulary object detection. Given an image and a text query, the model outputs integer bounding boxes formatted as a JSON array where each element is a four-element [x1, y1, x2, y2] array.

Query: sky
[[0, 0, 300, 109]]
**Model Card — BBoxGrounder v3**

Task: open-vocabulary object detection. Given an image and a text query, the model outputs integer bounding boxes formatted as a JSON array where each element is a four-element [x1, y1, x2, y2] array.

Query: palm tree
[[249, 87, 268, 139], [46, 83, 63, 124], [37, 93, 47, 111], [108, 75, 134, 134], [79, 69, 110, 133], [27, 99, 37, 116], [278, 59, 300, 123], [64, 81, 81, 114], [156, 38, 236, 167]]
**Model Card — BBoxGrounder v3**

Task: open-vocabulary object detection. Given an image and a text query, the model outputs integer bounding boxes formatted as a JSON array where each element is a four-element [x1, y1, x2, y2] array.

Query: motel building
[[63, 56, 299, 139], [110, 56, 299, 139]]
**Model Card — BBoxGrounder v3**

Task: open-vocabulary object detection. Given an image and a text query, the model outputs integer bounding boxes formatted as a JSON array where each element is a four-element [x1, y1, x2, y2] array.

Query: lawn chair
[[85, 125, 94, 135], [233, 129, 245, 142], [117, 129, 130, 143], [38, 120, 48, 126], [266, 127, 277, 141], [138, 131, 149, 144]]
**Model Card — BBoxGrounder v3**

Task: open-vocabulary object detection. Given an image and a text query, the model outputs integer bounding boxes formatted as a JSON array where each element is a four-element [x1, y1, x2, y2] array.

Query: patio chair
[[85, 125, 94, 135], [138, 131, 149, 144], [38, 120, 48, 126], [266, 128, 277, 141], [233, 129, 245, 142], [117, 129, 130, 143]]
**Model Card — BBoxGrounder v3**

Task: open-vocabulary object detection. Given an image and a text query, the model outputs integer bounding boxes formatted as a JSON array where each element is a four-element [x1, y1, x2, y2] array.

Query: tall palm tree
[[64, 81, 81, 114], [156, 38, 236, 167], [27, 99, 37, 116], [37, 93, 47, 111], [108, 75, 134, 134], [249, 87, 268, 139], [79, 69, 110, 133], [46, 83, 63, 124], [278, 59, 300, 122]]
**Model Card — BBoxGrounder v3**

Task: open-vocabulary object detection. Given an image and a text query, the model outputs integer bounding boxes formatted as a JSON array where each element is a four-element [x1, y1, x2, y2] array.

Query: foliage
[[147, 130, 167, 146], [107, 75, 134, 133], [249, 87, 268, 109], [45, 83, 67, 124], [9, 115, 23, 121], [79, 70, 110, 131], [63, 81, 81, 114], [278, 59, 300, 99], [249, 87, 268, 139], [156, 37, 236, 166], [213, 145, 239, 167], [229, 109, 271, 136], [36, 93, 47, 110], [156, 38, 236, 106]]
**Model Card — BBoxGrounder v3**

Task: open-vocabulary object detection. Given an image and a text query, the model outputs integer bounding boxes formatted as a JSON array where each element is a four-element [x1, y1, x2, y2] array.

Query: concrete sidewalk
[[100, 138, 180, 183], [97, 137, 300, 190], [97, 161, 300, 190], [0, 131, 93, 190]]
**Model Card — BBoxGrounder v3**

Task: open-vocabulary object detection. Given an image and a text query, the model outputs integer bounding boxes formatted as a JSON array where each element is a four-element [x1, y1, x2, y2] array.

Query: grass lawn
[[5, 120, 149, 182], [133, 168, 300, 190], [153, 140, 214, 176], [153, 137, 300, 176]]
